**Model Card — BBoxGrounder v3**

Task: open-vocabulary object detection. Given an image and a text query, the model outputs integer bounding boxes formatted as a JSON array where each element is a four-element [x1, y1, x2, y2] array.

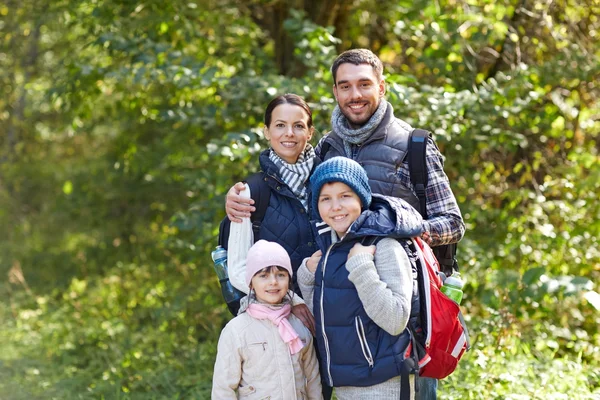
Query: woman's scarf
[[246, 303, 304, 355], [331, 100, 388, 158], [269, 144, 316, 211]]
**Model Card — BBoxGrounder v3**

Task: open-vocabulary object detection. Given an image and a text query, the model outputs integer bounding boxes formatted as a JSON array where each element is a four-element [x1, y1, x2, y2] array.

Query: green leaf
[[522, 267, 545, 285]]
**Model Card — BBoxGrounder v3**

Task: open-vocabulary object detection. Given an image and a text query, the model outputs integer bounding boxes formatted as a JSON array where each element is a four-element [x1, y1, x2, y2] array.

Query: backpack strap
[[433, 243, 459, 276], [408, 129, 459, 275], [360, 236, 381, 246], [244, 172, 271, 238], [319, 141, 331, 160], [408, 128, 430, 219], [458, 310, 471, 351]]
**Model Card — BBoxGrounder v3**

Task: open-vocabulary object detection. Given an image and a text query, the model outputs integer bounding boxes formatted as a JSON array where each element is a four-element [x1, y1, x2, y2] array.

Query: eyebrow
[[274, 119, 306, 124], [319, 189, 354, 196], [336, 77, 375, 85]]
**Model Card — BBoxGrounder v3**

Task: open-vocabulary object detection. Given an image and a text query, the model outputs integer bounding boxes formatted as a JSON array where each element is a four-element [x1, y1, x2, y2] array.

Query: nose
[[268, 273, 278, 284], [284, 125, 294, 136], [351, 85, 362, 100], [331, 198, 342, 211]]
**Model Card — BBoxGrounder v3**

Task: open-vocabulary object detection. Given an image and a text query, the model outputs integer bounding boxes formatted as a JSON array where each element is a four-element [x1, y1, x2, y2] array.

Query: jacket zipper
[[354, 316, 374, 367], [320, 243, 335, 387]]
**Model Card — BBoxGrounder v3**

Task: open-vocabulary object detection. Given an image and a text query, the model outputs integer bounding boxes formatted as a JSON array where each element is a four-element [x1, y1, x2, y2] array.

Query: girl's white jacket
[[212, 311, 323, 399]]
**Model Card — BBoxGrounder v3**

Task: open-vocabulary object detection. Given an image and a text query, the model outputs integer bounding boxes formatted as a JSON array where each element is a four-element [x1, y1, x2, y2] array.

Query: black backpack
[[408, 129, 459, 276], [217, 172, 271, 315]]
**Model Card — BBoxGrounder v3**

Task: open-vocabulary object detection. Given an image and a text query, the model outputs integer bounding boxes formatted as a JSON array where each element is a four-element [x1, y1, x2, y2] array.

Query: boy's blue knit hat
[[310, 157, 372, 213]]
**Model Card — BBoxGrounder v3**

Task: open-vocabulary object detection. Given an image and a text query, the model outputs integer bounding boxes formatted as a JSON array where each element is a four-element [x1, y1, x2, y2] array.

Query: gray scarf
[[269, 144, 316, 211], [331, 100, 388, 157]]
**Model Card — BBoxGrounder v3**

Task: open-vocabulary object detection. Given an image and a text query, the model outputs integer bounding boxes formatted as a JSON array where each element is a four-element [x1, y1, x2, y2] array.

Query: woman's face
[[264, 104, 314, 164]]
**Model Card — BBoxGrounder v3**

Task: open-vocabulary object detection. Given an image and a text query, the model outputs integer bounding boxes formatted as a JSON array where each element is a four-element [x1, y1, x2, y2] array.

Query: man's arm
[[419, 137, 465, 247]]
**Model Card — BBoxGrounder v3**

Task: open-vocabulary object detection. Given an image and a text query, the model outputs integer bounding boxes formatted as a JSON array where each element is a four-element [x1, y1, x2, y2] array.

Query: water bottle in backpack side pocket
[[211, 246, 245, 314], [440, 271, 464, 304]]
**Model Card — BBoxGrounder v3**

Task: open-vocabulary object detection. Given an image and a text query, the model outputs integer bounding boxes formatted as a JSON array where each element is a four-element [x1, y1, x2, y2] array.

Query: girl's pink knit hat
[[245, 240, 293, 286]]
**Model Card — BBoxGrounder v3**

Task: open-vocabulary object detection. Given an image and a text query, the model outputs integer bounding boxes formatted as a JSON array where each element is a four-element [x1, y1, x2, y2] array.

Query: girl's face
[[318, 182, 362, 238], [250, 266, 290, 305], [264, 104, 314, 164]]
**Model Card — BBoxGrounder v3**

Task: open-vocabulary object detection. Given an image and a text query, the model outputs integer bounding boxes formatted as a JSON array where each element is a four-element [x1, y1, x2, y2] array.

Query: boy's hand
[[306, 250, 322, 273], [348, 243, 375, 260], [292, 304, 315, 336], [226, 182, 255, 222]]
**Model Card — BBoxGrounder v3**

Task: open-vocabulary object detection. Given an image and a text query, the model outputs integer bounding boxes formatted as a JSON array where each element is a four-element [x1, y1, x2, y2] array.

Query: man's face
[[333, 63, 385, 128]]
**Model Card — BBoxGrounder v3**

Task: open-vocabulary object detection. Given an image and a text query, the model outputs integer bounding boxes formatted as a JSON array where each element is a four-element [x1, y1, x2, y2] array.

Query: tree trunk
[[246, 0, 351, 76]]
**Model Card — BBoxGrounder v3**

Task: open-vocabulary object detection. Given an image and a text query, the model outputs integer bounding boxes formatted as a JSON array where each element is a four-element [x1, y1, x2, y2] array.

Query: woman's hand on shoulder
[[347, 243, 376, 260]]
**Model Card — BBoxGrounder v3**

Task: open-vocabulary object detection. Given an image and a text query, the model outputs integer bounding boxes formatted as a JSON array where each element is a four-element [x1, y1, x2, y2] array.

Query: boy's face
[[318, 182, 362, 238]]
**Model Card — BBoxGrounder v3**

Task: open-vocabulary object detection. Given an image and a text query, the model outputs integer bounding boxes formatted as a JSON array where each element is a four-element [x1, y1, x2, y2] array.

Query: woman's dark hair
[[264, 94, 313, 128]]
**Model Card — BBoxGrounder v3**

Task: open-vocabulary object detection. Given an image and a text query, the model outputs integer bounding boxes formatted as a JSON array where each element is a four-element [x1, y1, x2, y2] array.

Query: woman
[[227, 94, 319, 331]]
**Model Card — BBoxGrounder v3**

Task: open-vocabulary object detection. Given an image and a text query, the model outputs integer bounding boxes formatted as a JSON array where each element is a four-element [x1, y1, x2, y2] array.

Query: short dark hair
[[264, 94, 313, 128], [331, 49, 384, 85]]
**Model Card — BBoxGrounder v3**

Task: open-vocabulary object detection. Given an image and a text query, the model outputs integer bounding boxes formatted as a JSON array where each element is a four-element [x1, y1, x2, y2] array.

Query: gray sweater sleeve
[[346, 238, 412, 336], [297, 258, 316, 315]]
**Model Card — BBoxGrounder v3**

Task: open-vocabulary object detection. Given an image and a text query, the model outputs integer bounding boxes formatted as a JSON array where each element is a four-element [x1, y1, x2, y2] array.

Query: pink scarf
[[246, 303, 304, 355]]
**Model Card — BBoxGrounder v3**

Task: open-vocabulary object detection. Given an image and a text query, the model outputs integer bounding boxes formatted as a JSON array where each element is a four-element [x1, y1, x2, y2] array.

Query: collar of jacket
[[312, 194, 424, 251], [258, 149, 321, 201], [324, 101, 397, 151]]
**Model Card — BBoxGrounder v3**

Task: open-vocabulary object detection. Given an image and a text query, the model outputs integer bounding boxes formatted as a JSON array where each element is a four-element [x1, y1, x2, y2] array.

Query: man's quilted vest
[[257, 151, 319, 295], [313, 235, 413, 387], [320, 103, 421, 211]]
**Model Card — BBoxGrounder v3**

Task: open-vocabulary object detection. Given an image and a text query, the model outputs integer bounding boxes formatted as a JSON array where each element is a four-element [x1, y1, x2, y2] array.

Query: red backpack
[[410, 237, 470, 379]]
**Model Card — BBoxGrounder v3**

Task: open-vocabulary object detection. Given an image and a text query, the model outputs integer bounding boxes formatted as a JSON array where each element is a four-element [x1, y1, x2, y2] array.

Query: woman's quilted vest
[[257, 151, 318, 295]]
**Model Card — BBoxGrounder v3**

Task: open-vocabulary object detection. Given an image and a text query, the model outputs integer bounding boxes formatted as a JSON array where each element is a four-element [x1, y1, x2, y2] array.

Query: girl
[[212, 240, 322, 399], [298, 157, 423, 400]]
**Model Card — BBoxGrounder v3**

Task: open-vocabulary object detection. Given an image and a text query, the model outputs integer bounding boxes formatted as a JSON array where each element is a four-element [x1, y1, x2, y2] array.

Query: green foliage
[[0, 0, 598, 398], [0, 261, 225, 399]]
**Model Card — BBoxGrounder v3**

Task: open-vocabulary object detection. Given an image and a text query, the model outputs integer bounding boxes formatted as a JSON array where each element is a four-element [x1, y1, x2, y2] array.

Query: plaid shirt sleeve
[[398, 137, 465, 247]]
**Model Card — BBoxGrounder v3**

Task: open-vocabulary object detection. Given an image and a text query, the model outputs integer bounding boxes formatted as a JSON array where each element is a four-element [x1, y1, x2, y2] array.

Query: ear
[[264, 125, 271, 140], [378, 78, 386, 97], [307, 126, 315, 141], [332, 84, 338, 102]]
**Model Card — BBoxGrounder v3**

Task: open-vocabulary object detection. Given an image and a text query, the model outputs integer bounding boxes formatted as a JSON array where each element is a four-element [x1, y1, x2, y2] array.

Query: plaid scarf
[[269, 145, 316, 211], [331, 100, 388, 158]]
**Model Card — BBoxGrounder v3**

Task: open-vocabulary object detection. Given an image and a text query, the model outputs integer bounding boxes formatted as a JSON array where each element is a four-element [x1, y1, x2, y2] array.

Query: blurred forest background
[[1, 0, 599, 398]]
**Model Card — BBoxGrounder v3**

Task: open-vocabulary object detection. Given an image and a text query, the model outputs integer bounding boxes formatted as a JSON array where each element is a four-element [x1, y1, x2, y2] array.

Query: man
[[225, 49, 465, 400]]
